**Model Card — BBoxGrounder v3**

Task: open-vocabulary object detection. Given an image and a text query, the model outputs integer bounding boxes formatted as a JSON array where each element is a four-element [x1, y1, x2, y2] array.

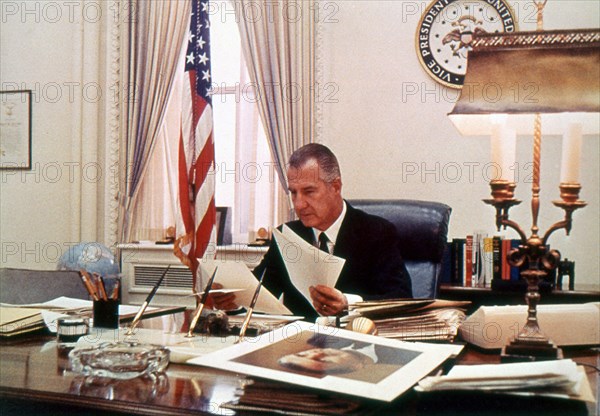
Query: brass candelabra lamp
[[448, 1, 599, 361], [483, 175, 586, 361]]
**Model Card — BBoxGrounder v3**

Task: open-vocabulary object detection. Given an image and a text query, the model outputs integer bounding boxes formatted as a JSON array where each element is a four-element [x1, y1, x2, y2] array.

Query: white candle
[[560, 123, 583, 183], [490, 123, 517, 182]]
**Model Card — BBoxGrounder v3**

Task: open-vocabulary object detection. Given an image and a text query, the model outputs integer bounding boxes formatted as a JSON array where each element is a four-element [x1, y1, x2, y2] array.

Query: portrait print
[[188, 321, 462, 401], [233, 330, 422, 383]]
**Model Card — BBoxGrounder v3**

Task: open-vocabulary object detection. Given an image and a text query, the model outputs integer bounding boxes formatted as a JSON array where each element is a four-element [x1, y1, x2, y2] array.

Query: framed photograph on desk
[[216, 206, 231, 245], [0, 90, 32, 169]]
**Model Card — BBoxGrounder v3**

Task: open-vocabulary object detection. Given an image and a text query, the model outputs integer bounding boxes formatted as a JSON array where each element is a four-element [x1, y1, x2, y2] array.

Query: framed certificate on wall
[[1, 90, 32, 169]]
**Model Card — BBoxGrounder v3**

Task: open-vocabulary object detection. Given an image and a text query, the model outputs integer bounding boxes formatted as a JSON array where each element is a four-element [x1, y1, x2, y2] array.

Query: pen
[[125, 265, 170, 335], [110, 279, 120, 301], [236, 268, 266, 343], [94, 273, 108, 301], [185, 266, 218, 338]]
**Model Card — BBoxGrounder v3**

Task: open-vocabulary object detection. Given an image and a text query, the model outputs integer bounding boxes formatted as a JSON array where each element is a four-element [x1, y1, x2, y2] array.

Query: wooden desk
[[439, 284, 600, 314], [1, 332, 597, 415]]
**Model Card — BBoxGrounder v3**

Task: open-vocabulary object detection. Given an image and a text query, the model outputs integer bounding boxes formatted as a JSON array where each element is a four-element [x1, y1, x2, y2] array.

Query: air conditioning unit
[[119, 243, 267, 308]]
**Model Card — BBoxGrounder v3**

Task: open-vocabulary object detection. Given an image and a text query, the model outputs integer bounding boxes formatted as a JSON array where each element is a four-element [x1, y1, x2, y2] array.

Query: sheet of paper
[[4, 297, 156, 318], [447, 358, 579, 380], [198, 259, 291, 315], [42, 296, 92, 309], [272, 225, 345, 307], [42, 310, 69, 333]]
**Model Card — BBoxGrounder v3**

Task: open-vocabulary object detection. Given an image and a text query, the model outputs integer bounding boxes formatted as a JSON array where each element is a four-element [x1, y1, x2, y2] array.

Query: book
[[492, 236, 502, 281], [510, 239, 521, 281], [501, 238, 511, 280], [439, 242, 452, 284], [473, 231, 492, 287], [482, 236, 493, 287], [450, 238, 465, 286], [465, 235, 473, 287]]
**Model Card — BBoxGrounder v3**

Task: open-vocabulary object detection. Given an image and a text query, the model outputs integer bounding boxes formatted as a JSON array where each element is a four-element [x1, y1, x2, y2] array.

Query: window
[[128, 1, 282, 245]]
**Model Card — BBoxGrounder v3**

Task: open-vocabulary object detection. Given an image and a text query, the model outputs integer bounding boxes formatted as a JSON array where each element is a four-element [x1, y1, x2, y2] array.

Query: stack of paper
[[349, 299, 471, 342], [221, 380, 366, 415], [0, 307, 45, 336], [415, 359, 595, 403], [0, 297, 161, 336]]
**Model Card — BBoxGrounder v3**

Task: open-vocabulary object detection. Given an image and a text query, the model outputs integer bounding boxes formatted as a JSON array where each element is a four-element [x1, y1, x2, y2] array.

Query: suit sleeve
[[252, 238, 284, 299]]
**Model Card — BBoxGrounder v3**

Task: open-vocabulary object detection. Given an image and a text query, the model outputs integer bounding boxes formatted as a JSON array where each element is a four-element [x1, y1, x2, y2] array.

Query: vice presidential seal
[[416, 0, 516, 88]]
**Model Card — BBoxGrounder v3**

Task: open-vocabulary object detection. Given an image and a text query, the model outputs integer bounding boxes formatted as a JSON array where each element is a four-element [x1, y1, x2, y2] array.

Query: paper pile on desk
[[349, 299, 471, 342], [0, 297, 158, 336], [0, 306, 46, 336], [273, 225, 345, 306], [416, 359, 595, 402]]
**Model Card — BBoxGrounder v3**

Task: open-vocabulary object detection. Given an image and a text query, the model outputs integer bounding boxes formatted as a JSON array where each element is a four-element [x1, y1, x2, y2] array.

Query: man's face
[[279, 348, 369, 374], [287, 159, 342, 231]]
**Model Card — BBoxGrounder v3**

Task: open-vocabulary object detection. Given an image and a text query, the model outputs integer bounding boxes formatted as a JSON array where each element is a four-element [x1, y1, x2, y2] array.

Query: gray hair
[[288, 143, 341, 183]]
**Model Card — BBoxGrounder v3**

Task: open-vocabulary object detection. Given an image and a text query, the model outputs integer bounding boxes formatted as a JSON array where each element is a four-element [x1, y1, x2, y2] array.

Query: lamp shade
[[449, 29, 600, 136]]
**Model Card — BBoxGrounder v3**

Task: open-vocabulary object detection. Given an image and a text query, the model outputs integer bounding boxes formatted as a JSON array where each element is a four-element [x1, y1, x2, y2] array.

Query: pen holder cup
[[93, 299, 120, 329]]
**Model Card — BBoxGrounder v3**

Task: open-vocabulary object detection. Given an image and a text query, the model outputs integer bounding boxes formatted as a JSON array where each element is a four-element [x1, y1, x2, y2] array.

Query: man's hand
[[209, 283, 238, 311], [309, 285, 348, 316]]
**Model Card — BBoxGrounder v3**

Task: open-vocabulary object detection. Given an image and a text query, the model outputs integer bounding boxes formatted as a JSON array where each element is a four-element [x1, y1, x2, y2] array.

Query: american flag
[[174, 0, 216, 289]]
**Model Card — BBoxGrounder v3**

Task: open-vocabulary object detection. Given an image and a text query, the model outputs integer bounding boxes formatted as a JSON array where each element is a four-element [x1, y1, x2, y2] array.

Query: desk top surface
[[1, 330, 598, 416]]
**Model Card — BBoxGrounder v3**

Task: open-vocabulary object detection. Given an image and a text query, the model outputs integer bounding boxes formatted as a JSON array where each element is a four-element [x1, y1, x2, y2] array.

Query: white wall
[[1, 1, 111, 269], [317, 0, 599, 289]]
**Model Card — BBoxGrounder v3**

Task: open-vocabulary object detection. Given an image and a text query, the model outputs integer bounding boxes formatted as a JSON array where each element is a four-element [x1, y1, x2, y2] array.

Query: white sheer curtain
[[127, 66, 182, 242], [234, 0, 316, 221], [234, 64, 282, 243], [118, 0, 190, 243]]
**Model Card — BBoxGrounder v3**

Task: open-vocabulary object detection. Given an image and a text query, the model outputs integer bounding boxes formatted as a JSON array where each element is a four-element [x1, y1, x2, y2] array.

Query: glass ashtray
[[69, 341, 170, 380]]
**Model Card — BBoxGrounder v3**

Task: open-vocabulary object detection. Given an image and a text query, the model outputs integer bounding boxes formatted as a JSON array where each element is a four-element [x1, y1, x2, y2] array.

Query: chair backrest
[[0, 268, 89, 304], [348, 199, 452, 298]]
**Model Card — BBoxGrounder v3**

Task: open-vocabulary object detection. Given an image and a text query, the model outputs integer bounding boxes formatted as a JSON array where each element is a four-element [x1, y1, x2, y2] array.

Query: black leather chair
[[348, 199, 452, 299]]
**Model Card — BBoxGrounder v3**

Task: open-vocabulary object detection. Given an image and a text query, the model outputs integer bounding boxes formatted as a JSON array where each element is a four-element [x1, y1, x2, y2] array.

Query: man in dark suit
[[214, 144, 412, 320]]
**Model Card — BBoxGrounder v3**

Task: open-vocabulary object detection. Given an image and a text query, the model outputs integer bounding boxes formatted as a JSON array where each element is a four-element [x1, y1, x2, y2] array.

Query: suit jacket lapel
[[287, 221, 316, 246], [332, 203, 357, 260]]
